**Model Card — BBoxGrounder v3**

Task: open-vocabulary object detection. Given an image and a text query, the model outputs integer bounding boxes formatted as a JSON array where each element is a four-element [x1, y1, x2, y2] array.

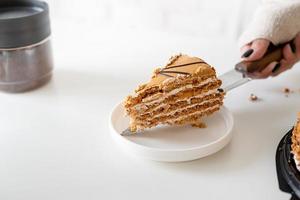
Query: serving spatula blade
[[218, 69, 251, 92]]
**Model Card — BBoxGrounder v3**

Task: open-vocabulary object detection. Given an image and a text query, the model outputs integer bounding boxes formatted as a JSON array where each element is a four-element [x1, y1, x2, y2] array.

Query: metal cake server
[[218, 69, 251, 92], [121, 41, 288, 136], [220, 41, 289, 92]]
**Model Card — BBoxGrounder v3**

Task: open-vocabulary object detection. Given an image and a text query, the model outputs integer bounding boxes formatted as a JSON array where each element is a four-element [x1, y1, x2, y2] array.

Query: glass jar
[[0, 0, 53, 93]]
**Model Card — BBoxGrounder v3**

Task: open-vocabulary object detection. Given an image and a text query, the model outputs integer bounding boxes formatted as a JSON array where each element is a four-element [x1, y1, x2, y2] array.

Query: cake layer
[[131, 104, 221, 131], [141, 77, 217, 103], [130, 88, 218, 115], [170, 104, 220, 125], [134, 99, 222, 124], [139, 92, 223, 117], [125, 75, 217, 109], [127, 79, 221, 115], [134, 95, 223, 121]]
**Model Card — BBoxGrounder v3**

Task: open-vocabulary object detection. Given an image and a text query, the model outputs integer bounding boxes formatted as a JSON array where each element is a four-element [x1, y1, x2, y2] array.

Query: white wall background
[[40, 0, 263, 79], [45, 0, 260, 40]]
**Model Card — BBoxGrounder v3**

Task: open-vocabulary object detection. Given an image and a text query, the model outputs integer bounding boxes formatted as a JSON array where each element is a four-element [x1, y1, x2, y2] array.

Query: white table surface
[[1, 17, 300, 200]]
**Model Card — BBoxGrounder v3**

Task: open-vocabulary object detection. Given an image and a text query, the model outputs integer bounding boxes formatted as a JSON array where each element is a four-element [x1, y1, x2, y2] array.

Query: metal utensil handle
[[235, 41, 291, 74]]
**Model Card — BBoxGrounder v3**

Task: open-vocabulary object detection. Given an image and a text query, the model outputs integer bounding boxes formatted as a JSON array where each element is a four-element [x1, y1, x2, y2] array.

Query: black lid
[[0, 0, 51, 48], [276, 128, 300, 200]]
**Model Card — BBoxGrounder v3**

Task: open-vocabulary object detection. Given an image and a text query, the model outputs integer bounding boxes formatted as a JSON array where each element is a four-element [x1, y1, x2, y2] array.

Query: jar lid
[[0, 0, 51, 48]]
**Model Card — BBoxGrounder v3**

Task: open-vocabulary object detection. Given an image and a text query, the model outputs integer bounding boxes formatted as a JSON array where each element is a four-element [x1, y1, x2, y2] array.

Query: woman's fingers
[[271, 59, 293, 77], [271, 41, 300, 77], [240, 43, 251, 55], [240, 39, 271, 79], [247, 62, 278, 79], [258, 62, 278, 79], [240, 35, 300, 79], [282, 43, 297, 63], [241, 39, 270, 61], [294, 33, 300, 58]]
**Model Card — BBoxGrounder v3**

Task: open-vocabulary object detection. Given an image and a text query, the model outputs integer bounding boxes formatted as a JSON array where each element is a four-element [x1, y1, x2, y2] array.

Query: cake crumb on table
[[283, 88, 290, 93], [249, 93, 258, 101], [283, 87, 294, 97]]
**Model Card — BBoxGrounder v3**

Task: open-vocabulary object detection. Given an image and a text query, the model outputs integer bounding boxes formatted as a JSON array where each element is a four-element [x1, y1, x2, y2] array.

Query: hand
[[240, 33, 300, 79]]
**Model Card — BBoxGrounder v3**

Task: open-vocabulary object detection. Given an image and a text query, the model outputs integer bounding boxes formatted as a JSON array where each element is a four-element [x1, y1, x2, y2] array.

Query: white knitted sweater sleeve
[[239, 0, 300, 47]]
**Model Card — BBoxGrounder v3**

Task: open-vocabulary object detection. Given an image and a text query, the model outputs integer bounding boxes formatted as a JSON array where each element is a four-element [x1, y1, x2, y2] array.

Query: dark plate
[[276, 128, 300, 200]]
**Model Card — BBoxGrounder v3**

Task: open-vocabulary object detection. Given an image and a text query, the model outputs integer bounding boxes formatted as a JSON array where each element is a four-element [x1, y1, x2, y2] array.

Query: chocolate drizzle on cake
[[158, 61, 206, 78], [164, 61, 206, 70], [159, 72, 174, 78], [159, 71, 191, 75]]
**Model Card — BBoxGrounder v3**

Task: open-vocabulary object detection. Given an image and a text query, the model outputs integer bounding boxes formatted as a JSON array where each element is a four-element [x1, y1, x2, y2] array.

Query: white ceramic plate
[[109, 102, 234, 162]]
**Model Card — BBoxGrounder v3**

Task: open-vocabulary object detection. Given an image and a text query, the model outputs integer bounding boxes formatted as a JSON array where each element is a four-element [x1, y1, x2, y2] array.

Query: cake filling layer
[[132, 80, 221, 112], [136, 96, 223, 120], [168, 104, 220, 124], [132, 88, 219, 115], [135, 99, 222, 123], [134, 104, 220, 129], [141, 77, 217, 103], [143, 91, 222, 115]]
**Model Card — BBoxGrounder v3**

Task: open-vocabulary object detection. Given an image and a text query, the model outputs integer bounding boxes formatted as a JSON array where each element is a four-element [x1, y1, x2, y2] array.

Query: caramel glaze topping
[[145, 54, 215, 89]]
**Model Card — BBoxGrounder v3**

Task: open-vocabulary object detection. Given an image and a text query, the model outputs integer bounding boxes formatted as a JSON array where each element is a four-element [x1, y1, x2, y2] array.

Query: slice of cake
[[292, 113, 300, 170], [124, 54, 225, 132]]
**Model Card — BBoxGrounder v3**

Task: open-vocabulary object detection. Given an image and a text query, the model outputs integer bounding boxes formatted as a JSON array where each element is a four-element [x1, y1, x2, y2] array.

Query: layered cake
[[124, 54, 225, 132], [292, 113, 300, 170]]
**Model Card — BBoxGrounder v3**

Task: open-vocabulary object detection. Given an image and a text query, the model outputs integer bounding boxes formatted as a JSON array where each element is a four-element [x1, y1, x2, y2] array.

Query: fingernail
[[242, 49, 254, 58], [290, 42, 296, 53], [272, 63, 281, 73]]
